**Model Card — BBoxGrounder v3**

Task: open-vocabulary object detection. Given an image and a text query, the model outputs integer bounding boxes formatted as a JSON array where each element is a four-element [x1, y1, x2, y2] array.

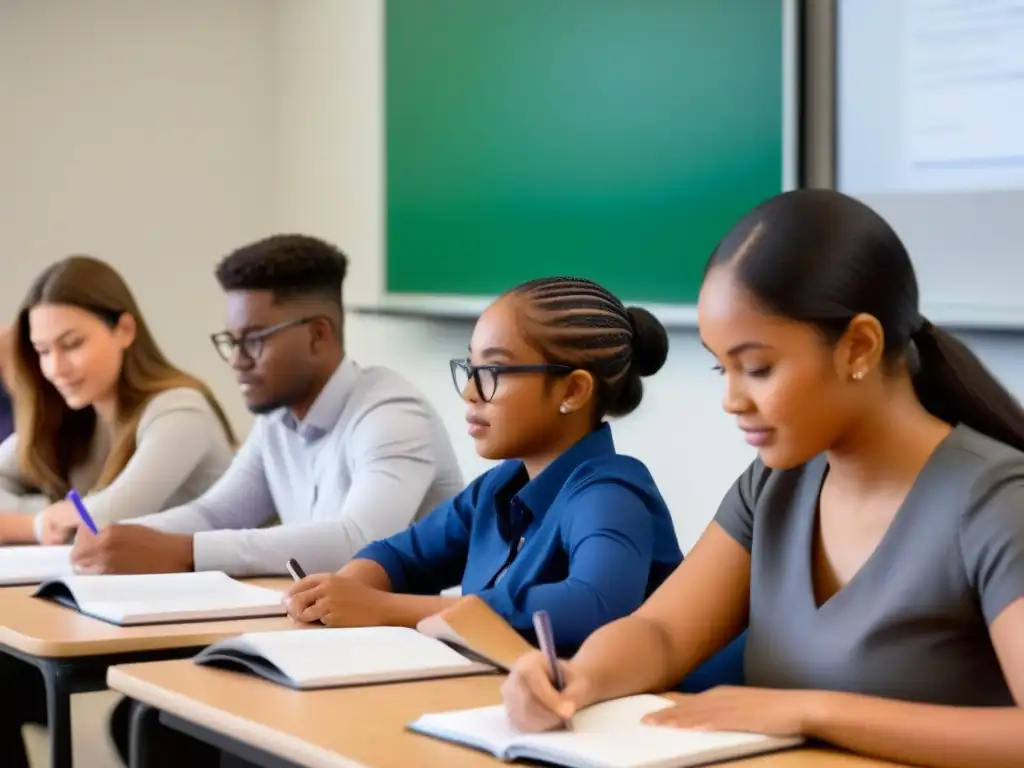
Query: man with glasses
[[70, 234, 464, 577], [74, 234, 465, 765]]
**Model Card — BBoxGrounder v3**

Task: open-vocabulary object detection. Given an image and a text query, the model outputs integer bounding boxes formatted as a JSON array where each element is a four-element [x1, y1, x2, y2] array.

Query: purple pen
[[532, 609, 572, 729], [66, 489, 99, 535]]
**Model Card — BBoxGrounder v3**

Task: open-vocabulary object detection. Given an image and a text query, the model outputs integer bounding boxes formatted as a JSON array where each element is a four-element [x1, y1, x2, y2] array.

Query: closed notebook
[[193, 626, 501, 690], [416, 594, 534, 671], [33, 571, 287, 626], [408, 694, 803, 768], [0, 545, 73, 586]]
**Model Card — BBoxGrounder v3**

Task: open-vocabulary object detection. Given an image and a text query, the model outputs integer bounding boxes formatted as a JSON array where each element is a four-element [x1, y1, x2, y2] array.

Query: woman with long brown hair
[[0, 256, 236, 545]]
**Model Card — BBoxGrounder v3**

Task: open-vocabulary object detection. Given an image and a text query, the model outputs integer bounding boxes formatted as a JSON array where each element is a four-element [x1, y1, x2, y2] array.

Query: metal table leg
[[39, 659, 74, 768]]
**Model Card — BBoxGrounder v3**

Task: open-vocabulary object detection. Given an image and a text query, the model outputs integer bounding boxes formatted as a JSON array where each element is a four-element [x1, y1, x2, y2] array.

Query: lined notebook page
[[0, 546, 72, 585]]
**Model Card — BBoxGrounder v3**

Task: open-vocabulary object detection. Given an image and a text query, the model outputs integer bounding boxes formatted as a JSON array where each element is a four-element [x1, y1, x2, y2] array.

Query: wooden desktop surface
[[0, 578, 302, 657], [108, 662, 912, 768]]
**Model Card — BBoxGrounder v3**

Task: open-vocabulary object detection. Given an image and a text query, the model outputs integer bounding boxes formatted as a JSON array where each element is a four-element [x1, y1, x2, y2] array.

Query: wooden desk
[[108, 661, 911, 768], [0, 578, 300, 768]]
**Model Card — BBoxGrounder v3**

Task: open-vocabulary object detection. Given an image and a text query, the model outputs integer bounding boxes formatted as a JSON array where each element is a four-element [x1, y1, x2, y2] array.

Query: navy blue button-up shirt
[[357, 422, 682, 654]]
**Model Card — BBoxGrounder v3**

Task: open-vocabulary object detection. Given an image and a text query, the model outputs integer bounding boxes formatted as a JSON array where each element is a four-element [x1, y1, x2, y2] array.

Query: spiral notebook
[[408, 695, 803, 768]]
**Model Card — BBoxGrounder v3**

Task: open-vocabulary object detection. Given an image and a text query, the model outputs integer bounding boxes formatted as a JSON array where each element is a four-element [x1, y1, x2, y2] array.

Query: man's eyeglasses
[[210, 317, 316, 363], [449, 359, 573, 402]]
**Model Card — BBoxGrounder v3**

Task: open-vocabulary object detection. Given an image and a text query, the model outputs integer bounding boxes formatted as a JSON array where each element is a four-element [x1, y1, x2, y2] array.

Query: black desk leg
[[130, 701, 166, 768], [39, 659, 74, 768], [130, 700, 204, 768]]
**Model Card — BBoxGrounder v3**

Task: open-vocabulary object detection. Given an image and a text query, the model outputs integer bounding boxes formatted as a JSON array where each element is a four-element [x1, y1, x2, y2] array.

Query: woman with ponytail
[[504, 190, 1024, 768]]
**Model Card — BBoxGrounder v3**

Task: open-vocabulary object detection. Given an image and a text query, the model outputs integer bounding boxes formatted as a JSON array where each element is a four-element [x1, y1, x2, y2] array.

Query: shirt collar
[[498, 422, 617, 521], [275, 358, 359, 439]]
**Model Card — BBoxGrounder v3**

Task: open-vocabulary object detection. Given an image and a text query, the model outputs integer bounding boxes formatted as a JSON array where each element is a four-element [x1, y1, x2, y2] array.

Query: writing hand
[[501, 650, 592, 733], [70, 524, 194, 574], [283, 573, 390, 627]]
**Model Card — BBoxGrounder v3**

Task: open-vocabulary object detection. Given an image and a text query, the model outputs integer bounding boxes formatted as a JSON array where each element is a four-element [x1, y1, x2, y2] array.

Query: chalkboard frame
[[355, 0, 802, 328]]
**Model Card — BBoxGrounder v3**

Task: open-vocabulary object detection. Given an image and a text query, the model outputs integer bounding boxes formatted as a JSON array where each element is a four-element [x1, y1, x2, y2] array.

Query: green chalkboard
[[385, 0, 789, 308]]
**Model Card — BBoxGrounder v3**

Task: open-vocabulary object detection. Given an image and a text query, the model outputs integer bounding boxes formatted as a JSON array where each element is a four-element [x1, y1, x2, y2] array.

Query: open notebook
[[193, 595, 536, 690], [32, 571, 287, 626], [194, 626, 501, 690], [408, 694, 803, 768], [0, 545, 73, 586]]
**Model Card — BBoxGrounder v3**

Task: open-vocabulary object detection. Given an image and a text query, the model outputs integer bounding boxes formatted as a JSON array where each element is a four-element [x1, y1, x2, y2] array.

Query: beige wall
[[0, 0, 279, 432], [4, 0, 1024, 553]]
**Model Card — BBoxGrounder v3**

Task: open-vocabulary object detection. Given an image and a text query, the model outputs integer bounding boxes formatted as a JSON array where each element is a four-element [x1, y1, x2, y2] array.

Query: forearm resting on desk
[[805, 692, 1024, 768], [570, 615, 695, 706], [338, 558, 461, 627], [337, 558, 394, 591], [0, 512, 38, 544]]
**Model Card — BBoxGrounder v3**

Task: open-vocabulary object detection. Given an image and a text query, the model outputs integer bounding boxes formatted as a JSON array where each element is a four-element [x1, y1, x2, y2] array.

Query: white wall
[[272, 0, 757, 550], [0, 0, 279, 432], [275, 0, 1024, 549], [4, 0, 1024, 555]]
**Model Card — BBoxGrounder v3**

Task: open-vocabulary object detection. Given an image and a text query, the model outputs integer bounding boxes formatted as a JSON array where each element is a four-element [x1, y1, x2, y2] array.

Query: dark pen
[[286, 558, 307, 581]]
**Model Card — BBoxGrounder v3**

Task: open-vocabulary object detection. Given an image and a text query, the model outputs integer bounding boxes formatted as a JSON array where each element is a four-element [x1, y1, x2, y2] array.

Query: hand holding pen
[[532, 610, 573, 731]]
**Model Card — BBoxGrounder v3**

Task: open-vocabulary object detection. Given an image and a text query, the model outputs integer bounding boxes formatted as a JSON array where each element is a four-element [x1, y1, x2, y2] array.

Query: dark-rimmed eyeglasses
[[210, 317, 316, 363], [449, 359, 573, 402]]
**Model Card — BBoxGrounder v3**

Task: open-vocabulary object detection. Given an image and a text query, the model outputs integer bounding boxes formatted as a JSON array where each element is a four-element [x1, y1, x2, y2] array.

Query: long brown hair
[[7, 256, 237, 499]]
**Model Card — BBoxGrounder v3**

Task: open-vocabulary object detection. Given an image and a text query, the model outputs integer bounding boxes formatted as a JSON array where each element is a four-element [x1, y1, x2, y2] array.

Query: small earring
[[559, 403, 570, 414], [852, 370, 865, 381]]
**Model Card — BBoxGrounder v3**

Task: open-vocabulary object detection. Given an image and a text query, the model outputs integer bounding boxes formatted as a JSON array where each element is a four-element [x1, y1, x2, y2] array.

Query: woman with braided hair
[[285, 275, 739, 684]]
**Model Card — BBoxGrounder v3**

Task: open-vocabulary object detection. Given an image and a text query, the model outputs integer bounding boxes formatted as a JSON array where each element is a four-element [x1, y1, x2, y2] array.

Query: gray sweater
[[0, 387, 234, 526]]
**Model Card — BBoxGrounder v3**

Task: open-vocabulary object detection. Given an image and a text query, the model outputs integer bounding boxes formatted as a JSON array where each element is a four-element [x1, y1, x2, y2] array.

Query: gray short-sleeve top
[[715, 424, 1024, 706]]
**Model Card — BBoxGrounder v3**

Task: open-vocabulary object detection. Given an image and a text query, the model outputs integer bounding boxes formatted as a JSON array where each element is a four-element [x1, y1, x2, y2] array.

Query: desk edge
[[108, 666, 369, 768]]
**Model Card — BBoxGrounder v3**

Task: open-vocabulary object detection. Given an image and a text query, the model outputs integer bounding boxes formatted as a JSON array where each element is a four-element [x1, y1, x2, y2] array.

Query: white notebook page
[[60, 573, 284, 618], [0, 546, 73, 585], [517, 726, 792, 768], [231, 627, 481, 684]]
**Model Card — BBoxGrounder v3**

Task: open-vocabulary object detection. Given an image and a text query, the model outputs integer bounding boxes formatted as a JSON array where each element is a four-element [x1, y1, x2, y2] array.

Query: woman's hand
[[501, 650, 594, 733], [282, 573, 392, 627], [642, 686, 819, 737], [38, 501, 80, 545]]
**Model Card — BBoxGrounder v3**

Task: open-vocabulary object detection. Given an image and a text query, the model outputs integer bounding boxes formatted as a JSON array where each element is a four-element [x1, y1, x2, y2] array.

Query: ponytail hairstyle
[[704, 188, 1024, 453], [507, 277, 669, 422]]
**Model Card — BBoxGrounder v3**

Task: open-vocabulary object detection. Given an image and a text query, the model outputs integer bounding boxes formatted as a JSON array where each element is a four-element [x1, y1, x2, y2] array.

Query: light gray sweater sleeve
[[185, 395, 444, 577], [131, 419, 276, 536], [0, 434, 51, 513], [81, 389, 229, 526]]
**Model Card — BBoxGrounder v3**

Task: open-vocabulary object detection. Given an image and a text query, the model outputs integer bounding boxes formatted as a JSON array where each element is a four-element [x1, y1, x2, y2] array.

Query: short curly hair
[[214, 234, 348, 305]]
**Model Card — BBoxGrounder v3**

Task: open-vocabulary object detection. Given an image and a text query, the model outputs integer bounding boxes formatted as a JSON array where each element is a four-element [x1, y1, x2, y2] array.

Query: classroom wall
[[277, 0, 1024, 550], [3, 0, 1024, 552], [0, 0, 279, 433]]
